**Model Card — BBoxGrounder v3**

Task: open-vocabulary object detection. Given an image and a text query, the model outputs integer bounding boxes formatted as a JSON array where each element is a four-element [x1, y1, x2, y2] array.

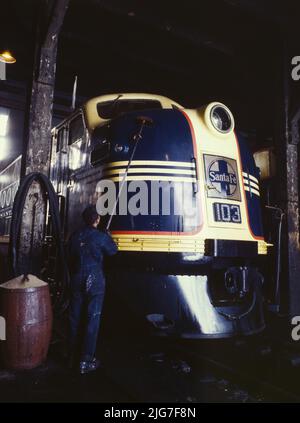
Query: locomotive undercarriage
[[103, 251, 265, 338]]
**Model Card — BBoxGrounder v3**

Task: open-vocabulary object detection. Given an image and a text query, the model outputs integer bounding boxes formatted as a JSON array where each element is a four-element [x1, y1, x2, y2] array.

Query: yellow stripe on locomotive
[[49, 93, 270, 256], [81, 95, 269, 255]]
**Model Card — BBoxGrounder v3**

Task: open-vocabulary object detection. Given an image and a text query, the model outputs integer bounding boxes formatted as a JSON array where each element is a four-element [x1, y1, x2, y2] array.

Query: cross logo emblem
[[208, 159, 237, 196], [204, 155, 240, 200]]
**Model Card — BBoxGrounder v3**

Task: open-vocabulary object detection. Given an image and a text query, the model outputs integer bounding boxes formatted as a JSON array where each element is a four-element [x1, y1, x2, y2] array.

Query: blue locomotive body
[[48, 93, 269, 338]]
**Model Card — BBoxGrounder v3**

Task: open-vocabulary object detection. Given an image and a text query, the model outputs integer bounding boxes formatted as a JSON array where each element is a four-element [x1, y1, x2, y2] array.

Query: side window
[[68, 114, 85, 145], [90, 124, 110, 167], [56, 128, 65, 152], [91, 140, 110, 166]]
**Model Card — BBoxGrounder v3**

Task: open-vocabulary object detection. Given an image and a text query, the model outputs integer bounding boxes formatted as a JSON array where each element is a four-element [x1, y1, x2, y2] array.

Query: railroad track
[[170, 335, 300, 403], [98, 337, 254, 401], [100, 328, 300, 403]]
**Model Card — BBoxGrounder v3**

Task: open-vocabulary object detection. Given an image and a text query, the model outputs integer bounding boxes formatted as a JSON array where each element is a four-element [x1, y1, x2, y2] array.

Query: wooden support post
[[18, 0, 69, 276], [276, 39, 300, 318], [286, 111, 300, 318], [23, 0, 70, 176]]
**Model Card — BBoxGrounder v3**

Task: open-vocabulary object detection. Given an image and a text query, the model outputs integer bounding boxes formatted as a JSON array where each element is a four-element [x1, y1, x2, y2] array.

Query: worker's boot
[[79, 358, 100, 374]]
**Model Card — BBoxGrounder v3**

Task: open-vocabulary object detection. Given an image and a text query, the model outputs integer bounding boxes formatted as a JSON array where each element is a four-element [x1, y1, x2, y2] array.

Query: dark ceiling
[[1, 0, 300, 138]]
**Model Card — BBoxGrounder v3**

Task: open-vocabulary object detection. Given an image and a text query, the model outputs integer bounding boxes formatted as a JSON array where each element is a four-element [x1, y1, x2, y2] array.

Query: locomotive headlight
[[204, 102, 234, 135]]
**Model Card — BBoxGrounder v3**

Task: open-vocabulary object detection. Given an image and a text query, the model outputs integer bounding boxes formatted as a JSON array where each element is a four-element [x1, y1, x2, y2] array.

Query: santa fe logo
[[208, 159, 237, 196]]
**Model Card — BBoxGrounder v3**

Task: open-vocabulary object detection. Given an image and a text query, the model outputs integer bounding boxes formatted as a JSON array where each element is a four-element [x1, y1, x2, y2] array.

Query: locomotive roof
[[83, 93, 183, 130], [52, 93, 183, 134]]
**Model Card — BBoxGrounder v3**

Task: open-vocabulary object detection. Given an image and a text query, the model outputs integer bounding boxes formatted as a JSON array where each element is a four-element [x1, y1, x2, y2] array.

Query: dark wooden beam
[[275, 38, 300, 318], [286, 105, 300, 318], [221, 0, 288, 26], [23, 0, 70, 176], [91, 0, 233, 56], [19, 0, 69, 278]]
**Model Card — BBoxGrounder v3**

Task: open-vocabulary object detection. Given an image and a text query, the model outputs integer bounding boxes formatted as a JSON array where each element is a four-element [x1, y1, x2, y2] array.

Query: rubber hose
[[8, 172, 69, 314]]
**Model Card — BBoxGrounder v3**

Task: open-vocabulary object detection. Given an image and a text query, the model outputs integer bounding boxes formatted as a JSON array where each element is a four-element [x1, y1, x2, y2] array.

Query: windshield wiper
[[107, 94, 123, 117]]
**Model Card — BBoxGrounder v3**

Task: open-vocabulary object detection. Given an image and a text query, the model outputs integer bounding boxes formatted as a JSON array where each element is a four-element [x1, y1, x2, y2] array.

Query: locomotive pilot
[[67, 205, 118, 374]]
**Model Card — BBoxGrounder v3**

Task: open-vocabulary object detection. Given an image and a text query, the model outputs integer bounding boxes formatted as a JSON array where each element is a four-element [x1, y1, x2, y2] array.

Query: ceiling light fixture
[[0, 50, 16, 64]]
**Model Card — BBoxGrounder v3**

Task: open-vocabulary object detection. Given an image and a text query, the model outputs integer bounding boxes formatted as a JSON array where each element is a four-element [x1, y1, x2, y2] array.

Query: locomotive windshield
[[97, 99, 162, 120]]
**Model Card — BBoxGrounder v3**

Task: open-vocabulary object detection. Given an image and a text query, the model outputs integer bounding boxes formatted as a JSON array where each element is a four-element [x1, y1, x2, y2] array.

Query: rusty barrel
[[0, 274, 52, 370]]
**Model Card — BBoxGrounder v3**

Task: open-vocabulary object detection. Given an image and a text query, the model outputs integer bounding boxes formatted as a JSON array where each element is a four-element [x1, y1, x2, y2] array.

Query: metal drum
[[0, 274, 52, 370]]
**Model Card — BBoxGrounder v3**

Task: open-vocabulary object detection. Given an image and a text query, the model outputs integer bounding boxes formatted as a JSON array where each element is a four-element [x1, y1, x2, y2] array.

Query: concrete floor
[[0, 348, 133, 403], [0, 339, 259, 403], [1, 315, 297, 403]]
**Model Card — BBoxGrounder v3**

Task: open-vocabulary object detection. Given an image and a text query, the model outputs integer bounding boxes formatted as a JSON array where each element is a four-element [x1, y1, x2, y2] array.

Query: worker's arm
[[89, 231, 117, 260], [101, 232, 118, 256]]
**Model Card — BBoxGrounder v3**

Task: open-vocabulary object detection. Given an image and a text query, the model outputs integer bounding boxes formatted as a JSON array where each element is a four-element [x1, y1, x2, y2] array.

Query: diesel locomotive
[[48, 93, 269, 338], [0, 93, 270, 338]]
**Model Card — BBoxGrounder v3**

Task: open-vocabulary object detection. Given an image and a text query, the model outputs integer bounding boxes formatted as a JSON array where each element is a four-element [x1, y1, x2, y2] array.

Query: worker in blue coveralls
[[67, 205, 118, 374]]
